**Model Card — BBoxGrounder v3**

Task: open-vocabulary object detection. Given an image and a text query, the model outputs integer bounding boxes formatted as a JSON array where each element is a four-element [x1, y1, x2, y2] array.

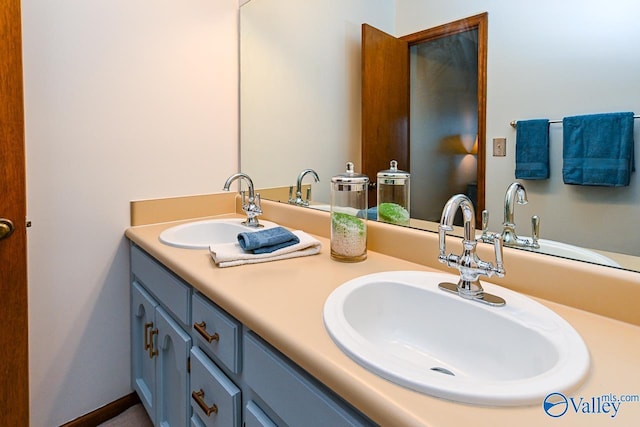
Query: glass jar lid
[[331, 162, 369, 185], [377, 160, 410, 179]]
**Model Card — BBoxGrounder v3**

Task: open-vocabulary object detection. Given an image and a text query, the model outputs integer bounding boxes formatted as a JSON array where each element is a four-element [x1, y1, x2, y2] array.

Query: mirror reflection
[[240, 0, 640, 272], [361, 16, 485, 225]]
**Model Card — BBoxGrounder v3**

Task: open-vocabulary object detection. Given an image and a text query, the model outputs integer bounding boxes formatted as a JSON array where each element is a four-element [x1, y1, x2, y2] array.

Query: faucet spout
[[440, 194, 476, 242], [501, 182, 540, 248], [223, 172, 262, 227], [223, 172, 255, 199], [290, 169, 320, 206], [503, 182, 527, 226]]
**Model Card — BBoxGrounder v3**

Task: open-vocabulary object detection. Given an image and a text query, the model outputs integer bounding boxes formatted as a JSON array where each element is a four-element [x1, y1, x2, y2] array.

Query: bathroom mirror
[[240, 0, 640, 272]]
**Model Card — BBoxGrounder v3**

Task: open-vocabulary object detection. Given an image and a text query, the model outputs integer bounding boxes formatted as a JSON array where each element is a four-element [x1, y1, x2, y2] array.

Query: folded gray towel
[[237, 226, 300, 254]]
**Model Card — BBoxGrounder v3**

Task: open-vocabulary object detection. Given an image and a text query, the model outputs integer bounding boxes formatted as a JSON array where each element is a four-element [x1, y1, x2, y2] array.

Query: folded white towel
[[210, 230, 322, 268]]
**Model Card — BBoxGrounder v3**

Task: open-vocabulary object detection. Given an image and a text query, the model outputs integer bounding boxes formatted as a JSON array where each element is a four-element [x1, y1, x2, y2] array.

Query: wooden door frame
[[400, 13, 488, 226], [0, 0, 29, 425]]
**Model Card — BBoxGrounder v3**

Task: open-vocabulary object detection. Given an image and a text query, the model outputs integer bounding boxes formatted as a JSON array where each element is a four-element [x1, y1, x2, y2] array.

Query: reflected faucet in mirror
[[289, 168, 320, 207], [480, 182, 540, 249], [223, 172, 263, 227], [438, 194, 506, 306]]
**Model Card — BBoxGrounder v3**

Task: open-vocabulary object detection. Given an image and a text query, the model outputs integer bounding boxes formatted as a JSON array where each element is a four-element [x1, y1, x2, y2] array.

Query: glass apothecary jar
[[330, 162, 369, 262], [376, 160, 410, 225]]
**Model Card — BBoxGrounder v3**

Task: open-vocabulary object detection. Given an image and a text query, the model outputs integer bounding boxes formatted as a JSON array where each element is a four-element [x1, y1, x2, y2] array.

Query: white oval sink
[[159, 218, 278, 249], [323, 271, 590, 406], [532, 239, 620, 267]]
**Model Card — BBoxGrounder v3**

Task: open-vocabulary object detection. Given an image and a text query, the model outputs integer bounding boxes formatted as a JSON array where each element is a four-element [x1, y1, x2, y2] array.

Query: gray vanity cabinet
[[129, 242, 376, 427]]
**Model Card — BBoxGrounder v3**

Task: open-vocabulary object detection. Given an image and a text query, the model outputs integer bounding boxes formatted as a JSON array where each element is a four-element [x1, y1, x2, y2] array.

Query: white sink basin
[[532, 239, 620, 267], [159, 218, 278, 249], [323, 271, 590, 406]]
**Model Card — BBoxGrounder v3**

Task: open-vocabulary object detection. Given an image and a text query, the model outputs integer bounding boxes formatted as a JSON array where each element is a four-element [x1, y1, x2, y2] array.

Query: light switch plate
[[493, 138, 506, 156]]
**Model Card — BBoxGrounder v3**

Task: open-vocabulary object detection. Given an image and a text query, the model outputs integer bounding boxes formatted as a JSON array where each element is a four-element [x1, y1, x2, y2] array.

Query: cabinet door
[[156, 306, 192, 427], [132, 282, 159, 425]]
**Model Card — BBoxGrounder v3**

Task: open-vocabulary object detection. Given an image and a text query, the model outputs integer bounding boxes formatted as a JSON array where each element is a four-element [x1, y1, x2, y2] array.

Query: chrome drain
[[430, 367, 455, 376]]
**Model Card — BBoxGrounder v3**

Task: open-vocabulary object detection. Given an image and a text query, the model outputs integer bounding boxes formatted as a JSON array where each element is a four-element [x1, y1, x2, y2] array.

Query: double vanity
[[126, 193, 640, 426]]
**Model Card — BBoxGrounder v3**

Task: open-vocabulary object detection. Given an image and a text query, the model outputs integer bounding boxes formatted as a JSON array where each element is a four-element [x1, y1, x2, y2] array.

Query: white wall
[[396, 0, 640, 255], [240, 0, 395, 203], [21, 1, 239, 425]]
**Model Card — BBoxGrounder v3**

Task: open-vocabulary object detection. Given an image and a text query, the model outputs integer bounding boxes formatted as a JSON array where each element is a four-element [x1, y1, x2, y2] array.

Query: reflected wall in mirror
[[240, 0, 395, 204], [240, 0, 640, 273]]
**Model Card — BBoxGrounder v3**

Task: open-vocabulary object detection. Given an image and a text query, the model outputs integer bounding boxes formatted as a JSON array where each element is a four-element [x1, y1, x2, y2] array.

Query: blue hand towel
[[237, 226, 300, 254], [515, 119, 550, 180], [356, 207, 378, 220], [562, 112, 635, 187]]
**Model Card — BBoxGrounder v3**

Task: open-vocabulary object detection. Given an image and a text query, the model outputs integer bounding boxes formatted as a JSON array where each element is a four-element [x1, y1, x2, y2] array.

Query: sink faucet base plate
[[242, 219, 263, 228], [438, 282, 506, 307]]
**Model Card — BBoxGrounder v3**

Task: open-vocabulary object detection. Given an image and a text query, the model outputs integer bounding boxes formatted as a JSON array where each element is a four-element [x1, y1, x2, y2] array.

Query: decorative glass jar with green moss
[[330, 162, 369, 262], [376, 160, 410, 225]]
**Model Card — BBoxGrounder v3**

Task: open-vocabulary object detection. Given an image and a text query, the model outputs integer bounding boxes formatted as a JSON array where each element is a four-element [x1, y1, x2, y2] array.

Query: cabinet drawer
[[243, 331, 375, 427], [244, 401, 277, 427], [131, 245, 190, 326], [192, 292, 241, 374], [190, 347, 241, 427]]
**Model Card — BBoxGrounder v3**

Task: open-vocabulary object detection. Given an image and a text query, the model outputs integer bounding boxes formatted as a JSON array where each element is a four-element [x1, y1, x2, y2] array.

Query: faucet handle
[[531, 215, 540, 247], [478, 210, 494, 243], [254, 192, 262, 212], [492, 233, 506, 277], [482, 209, 489, 231], [438, 224, 453, 259]]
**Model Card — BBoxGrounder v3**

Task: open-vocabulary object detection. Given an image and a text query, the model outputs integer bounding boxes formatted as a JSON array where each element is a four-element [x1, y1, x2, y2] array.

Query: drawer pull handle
[[148, 328, 159, 359], [192, 389, 218, 416], [144, 322, 153, 350], [194, 321, 219, 343]]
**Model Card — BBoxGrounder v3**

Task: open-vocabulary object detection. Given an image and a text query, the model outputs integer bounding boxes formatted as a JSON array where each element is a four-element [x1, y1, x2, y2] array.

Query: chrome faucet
[[484, 182, 540, 249], [223, 173, 262, 227], [438, 194, 506, 306], [289, 168, 320, 206]]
